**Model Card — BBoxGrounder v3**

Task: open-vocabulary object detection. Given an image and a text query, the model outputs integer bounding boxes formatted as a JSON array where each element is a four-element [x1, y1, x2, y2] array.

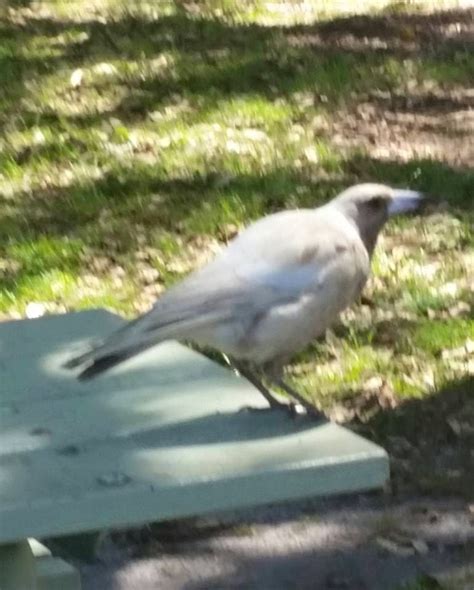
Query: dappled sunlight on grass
[[29, 0, 473, 25], [0, 0, 472, 413]]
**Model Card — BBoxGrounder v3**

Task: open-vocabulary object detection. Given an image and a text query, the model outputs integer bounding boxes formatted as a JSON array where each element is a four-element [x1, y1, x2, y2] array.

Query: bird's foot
[[285, 400, 325, 421], [299, 403, 326, 421], [238, 400, 322, 420], [266, 375, 326, 421], [238, 400, 299, 418]]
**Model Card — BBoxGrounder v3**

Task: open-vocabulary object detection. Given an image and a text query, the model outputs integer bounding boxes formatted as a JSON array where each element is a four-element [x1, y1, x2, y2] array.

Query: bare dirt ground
[[79, 495, 474, 590], [72, 7, 472, 590], [2, 3, 471, 589]]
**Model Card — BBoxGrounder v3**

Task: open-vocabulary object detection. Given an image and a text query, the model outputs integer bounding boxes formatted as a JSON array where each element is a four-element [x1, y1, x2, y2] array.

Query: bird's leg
[[264, 364, 325, 419], [230, 359, 295, 412], [272, 377, 324, 418]]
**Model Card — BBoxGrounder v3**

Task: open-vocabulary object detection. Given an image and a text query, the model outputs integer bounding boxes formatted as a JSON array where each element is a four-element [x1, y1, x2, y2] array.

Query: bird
[[65, 183, 425, 416]]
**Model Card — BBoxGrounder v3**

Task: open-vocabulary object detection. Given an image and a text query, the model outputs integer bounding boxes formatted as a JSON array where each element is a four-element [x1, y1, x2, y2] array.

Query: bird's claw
[[238, 402, 296, 417], [292, 403, 326, 421], [238, 401, 324, 421]]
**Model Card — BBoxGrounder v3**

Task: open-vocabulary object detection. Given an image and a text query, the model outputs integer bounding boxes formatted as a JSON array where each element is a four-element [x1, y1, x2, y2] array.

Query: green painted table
[[0, 310, 389, 589]]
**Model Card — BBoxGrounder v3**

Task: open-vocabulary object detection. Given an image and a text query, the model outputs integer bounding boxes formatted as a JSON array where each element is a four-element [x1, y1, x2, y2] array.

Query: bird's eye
[[368, 196, 385, 208]]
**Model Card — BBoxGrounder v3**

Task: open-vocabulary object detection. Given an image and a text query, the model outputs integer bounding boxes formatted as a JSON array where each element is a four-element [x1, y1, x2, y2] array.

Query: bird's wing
[[67, 207, 364, 377], [131, 207, 360, 333], [224, 207, 362, 289]]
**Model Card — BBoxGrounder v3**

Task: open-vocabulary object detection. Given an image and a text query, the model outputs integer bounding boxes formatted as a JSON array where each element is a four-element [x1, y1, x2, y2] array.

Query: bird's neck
[[357, 223, 382, 257], [332, 203, 385, 257]]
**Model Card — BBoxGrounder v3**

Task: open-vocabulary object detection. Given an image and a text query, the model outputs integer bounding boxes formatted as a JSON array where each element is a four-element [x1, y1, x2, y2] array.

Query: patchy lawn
[[1, 1, 473, 497]]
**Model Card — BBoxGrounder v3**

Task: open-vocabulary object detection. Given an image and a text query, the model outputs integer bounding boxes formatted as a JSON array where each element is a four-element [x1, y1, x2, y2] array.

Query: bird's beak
[[388, 189, 425, 216]]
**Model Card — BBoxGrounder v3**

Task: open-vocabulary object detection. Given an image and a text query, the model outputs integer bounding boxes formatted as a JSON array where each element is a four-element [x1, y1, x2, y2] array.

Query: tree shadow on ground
[[344, 155, 474, 210], [177, 545, 469, 590], [95, 374, 473, 590], [0, 3, 472, 334], [347, 375, 474, 499], [0, 6, 472, 131], [1, 153, 472, 306]]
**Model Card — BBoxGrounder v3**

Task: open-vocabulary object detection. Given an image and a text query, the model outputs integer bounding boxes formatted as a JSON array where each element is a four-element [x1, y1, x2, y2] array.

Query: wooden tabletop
[[0, 310, 389, 544]]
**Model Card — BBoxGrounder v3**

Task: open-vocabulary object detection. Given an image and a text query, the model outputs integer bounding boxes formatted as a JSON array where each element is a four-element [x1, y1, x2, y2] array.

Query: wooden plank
[[0, 309, 121, 361], [46, 532, 103, 562], [0, 310, 212, 406], [0, 538, 81, 590], [0, 540, 36, 590], [0, 311, 389, 545], [2, 432, 387, 544], [36, 557, 81, 590], [1, 346, 266, 455], [29, 539, 81, 590]]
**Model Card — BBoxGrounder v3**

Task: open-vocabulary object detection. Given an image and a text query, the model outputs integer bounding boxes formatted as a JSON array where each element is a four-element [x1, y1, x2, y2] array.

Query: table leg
[[0, 540, 36, 590]]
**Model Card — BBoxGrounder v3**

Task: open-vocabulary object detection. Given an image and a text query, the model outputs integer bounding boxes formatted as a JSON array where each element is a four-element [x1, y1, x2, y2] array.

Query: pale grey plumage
[[66, 182, 423, 412]]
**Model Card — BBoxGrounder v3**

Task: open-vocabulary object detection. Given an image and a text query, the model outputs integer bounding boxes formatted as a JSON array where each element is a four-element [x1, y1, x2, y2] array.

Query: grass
[[396, 576, 443, 590], [1, 8, 473, 590], [0, 1, 472, 442]]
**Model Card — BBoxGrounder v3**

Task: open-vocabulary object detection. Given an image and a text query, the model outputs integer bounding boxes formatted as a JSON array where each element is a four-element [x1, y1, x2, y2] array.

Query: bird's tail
[[63, 341, 153, 380], [63, 311, 180, 380], [63, 301, 231, 380], [64, 275, 247, 380]]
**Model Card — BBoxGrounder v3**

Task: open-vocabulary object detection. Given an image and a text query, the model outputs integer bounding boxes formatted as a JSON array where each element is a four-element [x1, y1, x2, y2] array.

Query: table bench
[[0, 310, 389, 589]]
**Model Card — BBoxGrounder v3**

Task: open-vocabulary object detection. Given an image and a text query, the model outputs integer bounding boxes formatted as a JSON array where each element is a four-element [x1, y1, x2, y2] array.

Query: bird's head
[[332, 183, 425, 254]]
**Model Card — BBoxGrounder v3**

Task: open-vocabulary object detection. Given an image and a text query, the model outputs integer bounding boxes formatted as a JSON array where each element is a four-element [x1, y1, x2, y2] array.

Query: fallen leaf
[[441, 342, 471, 360], [294, 91, 314, 108], [242, 128, 268, 141], [70, 68, 84, 88], [412, 538, 429, 554], [226, 139, 242, 153], [448, 301, 471, 317], [158, 136, 171, 148], [447, 417, 463, 436], [109, 117, 122, 128], [304, 145, 319, 163], [32, 128, 46, 145], [111, 265, 126, 279], [93, 62, 117, 76], [137, 266, 160, 285], [375, 379, 398, 409], [376, 535, 415, 556], [363, 376, 383, 392], [329, 404, 356, 423], [439, 282, 458, 297], [387, 435, 412, 455], [422, 369, 435, 389], [25, 302, 46, 319], [447, 417, 474, 437]]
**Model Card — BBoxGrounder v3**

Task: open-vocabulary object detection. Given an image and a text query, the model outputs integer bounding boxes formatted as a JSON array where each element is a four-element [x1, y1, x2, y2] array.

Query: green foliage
[[0, 0, 472, 416], [397, 575, 444, 590], [412, 320, 474, 356]]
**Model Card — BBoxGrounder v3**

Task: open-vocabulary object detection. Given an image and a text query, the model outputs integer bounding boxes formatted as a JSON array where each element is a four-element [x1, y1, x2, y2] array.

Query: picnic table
[[0, 310, 389, 589]]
